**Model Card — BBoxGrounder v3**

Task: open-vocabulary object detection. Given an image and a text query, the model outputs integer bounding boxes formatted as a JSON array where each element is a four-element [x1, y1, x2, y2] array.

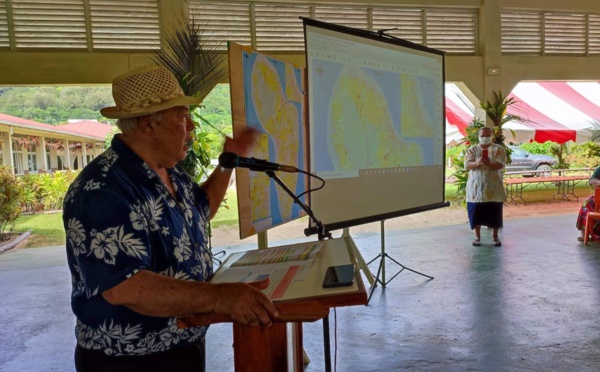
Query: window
[[188, 1, 477, 55], [12, 140, 23, 174], [12, 152, 23, 174], [4, 0, 160, 51], [502, 10, 599, 55], [254, 4, 310, 51], [188, 1, 251, 50], [48, 154, 66, 171], [27, 154, 37, 172], [90, 0, 160, 50], [26, 144, 37, 172], [57, 155, 65, 171], [372, 8, 477, 54], [501, 11, 542, 55], [0, 1, 8, 49]]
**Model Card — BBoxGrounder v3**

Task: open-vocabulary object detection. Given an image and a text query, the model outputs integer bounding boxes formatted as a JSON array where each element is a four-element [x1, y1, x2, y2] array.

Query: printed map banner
[[228, 42, 309, 239]]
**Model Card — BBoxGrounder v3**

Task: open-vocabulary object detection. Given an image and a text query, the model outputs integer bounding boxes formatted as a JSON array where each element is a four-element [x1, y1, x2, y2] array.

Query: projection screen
[[303, 18, 449, 234]]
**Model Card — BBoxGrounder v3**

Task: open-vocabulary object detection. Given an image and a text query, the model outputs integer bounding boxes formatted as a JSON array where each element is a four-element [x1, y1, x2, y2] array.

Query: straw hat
[[100, 66, 201, 119]]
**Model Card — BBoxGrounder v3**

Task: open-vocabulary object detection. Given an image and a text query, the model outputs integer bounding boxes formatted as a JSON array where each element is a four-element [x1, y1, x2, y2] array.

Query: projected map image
[[241, 51, 307, 236], [303, 20, 446, 232], [311, 62, 437, 175], [400, 74, 435, 137]]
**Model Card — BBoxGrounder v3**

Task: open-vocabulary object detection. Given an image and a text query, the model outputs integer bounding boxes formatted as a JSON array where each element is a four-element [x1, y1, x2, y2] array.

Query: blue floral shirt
[[63, 135, 213, 356]]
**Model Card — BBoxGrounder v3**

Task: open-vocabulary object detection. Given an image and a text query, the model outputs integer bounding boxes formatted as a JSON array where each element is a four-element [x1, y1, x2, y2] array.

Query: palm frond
[[549, 142, 569, 169], [150, 12, 229, 183], [589, 121, 600, 143], [480, 90, 531, 128], [151, 14, 228, 102]]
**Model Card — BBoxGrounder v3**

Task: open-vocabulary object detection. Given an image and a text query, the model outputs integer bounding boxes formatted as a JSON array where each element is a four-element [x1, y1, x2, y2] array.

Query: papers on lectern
[[211, 241, 323, 300]]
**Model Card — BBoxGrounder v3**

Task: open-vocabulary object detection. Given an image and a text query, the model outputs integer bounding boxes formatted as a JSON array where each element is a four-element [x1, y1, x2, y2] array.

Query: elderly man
[[63, 66, 278, 372], [463, 126, 507, 247]]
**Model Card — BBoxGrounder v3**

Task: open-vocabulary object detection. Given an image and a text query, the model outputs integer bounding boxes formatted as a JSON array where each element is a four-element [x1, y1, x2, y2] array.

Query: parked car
[[506, 146, 557, 176]]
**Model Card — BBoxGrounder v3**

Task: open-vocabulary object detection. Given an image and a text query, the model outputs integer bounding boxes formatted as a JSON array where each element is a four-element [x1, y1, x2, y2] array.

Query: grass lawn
[[9, 183, 590, 248], [211, 190, 239, 229], [11, 189, 240, 248], [13, 212, 65, 248]]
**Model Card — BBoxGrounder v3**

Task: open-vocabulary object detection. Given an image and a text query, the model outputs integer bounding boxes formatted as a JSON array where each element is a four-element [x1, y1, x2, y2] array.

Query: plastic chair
[[584, 187, 600, 245]]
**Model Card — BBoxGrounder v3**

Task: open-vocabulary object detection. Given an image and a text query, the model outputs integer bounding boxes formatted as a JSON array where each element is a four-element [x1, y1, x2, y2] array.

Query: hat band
[[122, 91, 184, 112]]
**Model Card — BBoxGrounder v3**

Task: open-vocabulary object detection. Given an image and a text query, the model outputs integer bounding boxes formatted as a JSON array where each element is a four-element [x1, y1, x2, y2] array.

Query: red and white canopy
[[445, 84, 472, 144], [445, 81, 600, 145]]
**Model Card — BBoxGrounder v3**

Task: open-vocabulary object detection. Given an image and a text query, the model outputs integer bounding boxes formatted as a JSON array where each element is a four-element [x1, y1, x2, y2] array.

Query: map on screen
[[311, 62, 439, 177], [304, 18, 447, 232]]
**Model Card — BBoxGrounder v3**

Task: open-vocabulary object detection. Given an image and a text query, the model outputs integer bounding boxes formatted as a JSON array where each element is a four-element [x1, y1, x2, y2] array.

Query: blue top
[[63, 135, 213, 356]]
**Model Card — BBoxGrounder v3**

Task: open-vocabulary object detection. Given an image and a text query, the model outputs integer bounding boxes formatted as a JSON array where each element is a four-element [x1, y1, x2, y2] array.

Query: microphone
[[218, 152, 298, 173]]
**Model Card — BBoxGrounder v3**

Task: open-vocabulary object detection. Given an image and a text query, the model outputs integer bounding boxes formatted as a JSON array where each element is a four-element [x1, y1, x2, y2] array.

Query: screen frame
[[302, 17, 450, 236]]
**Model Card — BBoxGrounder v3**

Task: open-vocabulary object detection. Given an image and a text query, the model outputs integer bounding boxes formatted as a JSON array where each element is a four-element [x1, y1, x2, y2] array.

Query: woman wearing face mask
[[463, 127, 507, 247]]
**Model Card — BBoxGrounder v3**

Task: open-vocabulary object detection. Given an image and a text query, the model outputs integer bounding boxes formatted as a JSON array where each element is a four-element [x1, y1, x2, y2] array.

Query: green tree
[[549, 143, 569, 171], [566, 142, 600, 168], [589, 121, 600, 143], [104, 126, 120, 149], [0, 165, 26, 234], [0, 86, 114, 124]]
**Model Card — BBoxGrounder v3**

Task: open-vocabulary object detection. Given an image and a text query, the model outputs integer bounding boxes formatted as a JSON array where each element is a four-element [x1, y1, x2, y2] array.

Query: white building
[[0, 114, 114, 174]]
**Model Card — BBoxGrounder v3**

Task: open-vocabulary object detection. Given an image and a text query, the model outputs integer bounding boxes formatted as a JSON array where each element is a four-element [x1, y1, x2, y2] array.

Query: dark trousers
[[74, 340, 205, 372]]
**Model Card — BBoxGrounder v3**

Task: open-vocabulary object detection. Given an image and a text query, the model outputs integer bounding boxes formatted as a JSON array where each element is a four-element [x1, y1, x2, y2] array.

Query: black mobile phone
[[322, 264, 355, 288]]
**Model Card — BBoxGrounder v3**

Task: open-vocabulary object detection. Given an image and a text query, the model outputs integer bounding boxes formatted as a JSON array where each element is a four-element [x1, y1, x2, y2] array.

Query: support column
[[65, 140, 71, 170], [82, 141, 88, 167], [7, 131, 14, 170], [37, 136, 47, 172], [49, 146, 58, 171], [480, 1, 518, 105], [1, 132, 11, 167]]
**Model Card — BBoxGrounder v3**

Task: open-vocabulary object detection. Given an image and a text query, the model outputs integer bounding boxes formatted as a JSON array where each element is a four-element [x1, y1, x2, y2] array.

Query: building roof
[[0, 113, 113, 141], [56, 121, 114, 139]]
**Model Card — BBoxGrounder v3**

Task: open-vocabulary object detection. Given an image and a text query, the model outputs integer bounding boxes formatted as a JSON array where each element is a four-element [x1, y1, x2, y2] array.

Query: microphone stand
[[264, 170, 331, 241], [264, 170, 333, 372]]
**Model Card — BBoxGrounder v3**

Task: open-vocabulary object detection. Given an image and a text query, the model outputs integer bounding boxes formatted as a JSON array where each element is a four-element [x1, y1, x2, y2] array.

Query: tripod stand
[[367, 220, 433, 303]]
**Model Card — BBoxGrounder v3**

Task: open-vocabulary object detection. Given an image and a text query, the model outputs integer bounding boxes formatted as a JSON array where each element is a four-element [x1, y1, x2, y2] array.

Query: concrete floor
[[1, 213, 600, 372]]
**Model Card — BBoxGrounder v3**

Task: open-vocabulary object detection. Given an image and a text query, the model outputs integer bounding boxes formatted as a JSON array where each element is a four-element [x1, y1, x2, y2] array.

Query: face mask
[[479, 136, 492, 145]]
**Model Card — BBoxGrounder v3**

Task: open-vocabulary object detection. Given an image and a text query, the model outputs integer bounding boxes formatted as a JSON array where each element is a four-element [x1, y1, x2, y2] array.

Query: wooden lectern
[[177, 237, 367, 371]]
